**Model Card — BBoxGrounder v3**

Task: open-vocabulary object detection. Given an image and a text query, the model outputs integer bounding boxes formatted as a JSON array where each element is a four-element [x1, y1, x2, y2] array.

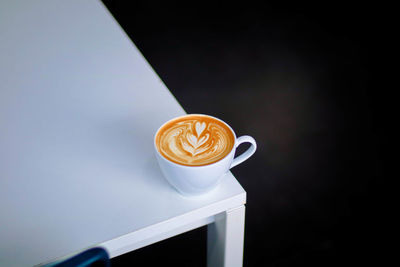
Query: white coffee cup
[[154, 114, 256, 196]]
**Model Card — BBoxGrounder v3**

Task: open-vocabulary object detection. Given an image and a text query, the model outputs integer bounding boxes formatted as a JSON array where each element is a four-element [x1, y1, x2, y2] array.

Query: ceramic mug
[[154, 114, 256, 196]]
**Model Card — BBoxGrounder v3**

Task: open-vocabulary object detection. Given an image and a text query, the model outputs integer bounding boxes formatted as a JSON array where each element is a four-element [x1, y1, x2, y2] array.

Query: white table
[[0, 1, 246, 266]]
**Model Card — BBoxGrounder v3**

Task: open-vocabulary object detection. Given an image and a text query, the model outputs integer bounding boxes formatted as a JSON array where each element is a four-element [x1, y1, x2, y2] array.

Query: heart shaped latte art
[[156, 115, 235, 166]]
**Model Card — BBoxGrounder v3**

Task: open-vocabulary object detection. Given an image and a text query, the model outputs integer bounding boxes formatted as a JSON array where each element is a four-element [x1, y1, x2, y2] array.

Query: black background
[[101, 1, 385, 266]]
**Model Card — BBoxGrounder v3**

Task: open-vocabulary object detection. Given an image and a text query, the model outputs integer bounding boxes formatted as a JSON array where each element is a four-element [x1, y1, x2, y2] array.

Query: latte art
[[156, 115, 235, 166]]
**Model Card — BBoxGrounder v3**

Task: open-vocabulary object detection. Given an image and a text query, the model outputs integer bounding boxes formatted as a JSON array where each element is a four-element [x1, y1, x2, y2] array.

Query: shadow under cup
[[154, 114, 257, 196]]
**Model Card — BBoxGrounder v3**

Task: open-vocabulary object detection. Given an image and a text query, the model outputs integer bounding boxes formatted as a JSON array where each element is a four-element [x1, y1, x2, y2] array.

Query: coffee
[[155, 115, 235, 166]]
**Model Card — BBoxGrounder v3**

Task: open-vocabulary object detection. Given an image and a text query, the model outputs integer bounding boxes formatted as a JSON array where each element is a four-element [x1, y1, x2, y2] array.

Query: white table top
[[0, 1, 246, 266]]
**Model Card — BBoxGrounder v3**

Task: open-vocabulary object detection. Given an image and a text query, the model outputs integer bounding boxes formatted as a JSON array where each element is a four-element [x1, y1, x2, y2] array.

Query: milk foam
[[156, 116, 235, 166]]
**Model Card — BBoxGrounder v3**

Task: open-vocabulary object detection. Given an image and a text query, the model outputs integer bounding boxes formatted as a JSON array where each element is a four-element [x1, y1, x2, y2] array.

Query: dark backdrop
[[101, 1, 384, 266]]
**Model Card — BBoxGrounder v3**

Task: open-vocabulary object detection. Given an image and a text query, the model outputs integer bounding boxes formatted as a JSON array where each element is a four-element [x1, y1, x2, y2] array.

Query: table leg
[[207, 205, 245, 267]]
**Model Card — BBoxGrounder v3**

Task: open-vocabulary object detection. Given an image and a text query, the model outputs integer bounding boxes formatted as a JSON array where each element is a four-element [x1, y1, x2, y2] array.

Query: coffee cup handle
[[230, 135, 257, 169]]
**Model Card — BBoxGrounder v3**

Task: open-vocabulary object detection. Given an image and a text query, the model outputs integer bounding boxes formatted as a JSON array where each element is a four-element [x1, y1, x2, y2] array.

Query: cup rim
[[154, 114, 237, 168]]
